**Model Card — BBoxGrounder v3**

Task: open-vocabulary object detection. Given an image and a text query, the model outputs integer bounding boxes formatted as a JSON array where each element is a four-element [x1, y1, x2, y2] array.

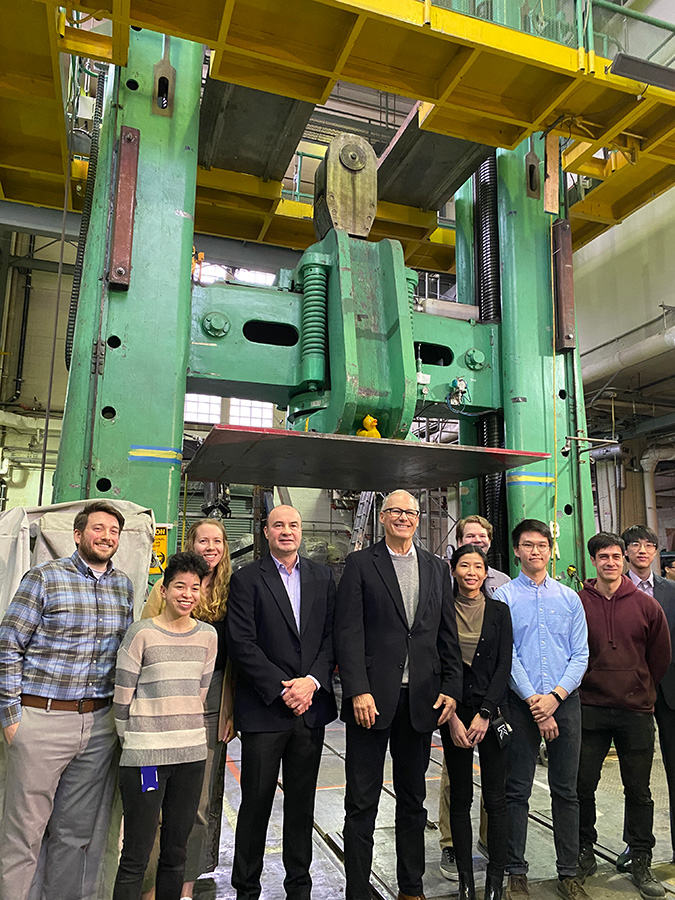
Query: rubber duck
[[356, 414, 381, 438]]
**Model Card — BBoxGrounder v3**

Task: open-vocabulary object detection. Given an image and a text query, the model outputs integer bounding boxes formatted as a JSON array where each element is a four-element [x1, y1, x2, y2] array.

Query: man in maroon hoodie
[[576, 532, 671, 900]]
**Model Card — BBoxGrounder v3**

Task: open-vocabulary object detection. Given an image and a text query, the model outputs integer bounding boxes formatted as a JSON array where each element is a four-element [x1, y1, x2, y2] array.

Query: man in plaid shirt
[[0, 500, 134, 900]]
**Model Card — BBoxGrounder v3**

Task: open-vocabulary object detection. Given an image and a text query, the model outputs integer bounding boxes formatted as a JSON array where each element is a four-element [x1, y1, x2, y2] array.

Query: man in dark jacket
[[576, 532, 671, 900], [334, 489, 463, 900], [226, 504, 337, 900], [623, 527, 675, 865]]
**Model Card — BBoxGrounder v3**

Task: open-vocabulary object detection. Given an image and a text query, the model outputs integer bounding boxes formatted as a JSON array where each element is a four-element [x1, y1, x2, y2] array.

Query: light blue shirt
[[494, 571, 588, 701], [271, 554, 320, 693], [271, 554, 301, 629]]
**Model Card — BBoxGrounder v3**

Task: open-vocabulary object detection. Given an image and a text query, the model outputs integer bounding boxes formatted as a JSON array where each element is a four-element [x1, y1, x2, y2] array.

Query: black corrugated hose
[[65, 62, 107, 370]]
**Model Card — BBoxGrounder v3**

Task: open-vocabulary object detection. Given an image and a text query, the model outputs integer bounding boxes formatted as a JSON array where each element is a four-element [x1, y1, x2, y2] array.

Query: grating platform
[[185, 425, 550, 492]]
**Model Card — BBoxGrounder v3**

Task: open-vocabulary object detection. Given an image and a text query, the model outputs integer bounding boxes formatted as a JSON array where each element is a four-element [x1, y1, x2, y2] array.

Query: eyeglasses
[[518, 541, 550, 552], [627, 540, 657, 550], [383, 508, 420, 520]]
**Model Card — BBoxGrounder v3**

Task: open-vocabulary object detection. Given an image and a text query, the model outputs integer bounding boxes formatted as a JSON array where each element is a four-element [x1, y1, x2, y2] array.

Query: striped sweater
[[114, 619, 217, 767]]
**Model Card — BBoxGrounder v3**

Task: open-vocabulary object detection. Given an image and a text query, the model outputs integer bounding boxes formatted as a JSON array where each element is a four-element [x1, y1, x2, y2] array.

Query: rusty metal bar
[[108, 125, 140, 290]]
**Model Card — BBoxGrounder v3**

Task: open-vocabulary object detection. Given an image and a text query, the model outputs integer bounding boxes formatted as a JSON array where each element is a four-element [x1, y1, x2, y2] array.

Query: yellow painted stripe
[[128, 449, 182, 461]]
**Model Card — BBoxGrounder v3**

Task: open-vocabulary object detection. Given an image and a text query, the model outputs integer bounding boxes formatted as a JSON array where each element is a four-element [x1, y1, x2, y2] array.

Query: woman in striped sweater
[[113, 552, 218, 900]]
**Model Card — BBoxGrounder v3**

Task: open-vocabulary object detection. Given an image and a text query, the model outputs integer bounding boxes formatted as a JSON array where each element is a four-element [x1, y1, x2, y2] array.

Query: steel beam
[[54, 31, 203, 551], [497, 139, 596, 580]]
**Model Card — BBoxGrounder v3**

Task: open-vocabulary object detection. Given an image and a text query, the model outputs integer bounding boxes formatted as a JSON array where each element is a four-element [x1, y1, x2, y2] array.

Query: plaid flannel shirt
[[0, 552, 134, 728]]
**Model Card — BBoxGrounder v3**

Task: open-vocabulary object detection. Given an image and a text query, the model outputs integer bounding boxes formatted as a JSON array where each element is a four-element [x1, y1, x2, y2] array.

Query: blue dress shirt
[[494, 571, 588, 701]]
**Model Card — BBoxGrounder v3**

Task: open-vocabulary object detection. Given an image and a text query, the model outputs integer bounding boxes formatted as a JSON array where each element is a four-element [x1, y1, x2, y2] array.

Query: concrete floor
[[191, 713, 675, 900]]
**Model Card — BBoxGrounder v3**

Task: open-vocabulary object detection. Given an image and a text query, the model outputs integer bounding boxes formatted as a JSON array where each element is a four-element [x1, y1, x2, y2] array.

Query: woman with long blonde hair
[[141, 518, 233, 900]]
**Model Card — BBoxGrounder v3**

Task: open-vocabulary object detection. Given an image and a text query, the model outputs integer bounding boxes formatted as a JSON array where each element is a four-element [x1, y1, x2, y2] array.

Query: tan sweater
[[114, 619, 217, 766]]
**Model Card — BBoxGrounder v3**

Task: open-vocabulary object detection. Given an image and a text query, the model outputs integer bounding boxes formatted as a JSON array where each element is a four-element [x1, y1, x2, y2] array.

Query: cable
[[65, 62, 107, 369], [38, 134, 75, 505]]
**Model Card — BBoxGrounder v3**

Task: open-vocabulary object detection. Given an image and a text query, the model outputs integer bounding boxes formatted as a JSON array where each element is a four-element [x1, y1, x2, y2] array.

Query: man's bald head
[[265, 505, 302, 561]]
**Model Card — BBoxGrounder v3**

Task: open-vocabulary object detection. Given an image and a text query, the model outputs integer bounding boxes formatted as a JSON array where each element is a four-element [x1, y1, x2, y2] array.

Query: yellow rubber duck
[[356, 414, 381, 438]]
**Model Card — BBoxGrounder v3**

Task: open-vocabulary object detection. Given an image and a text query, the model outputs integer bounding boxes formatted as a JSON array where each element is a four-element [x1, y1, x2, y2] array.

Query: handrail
[[590, 0, 675, 35]]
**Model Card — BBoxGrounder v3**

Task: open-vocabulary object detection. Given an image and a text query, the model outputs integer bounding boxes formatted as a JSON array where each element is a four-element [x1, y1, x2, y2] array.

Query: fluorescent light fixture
[[609, 53, 675, 92]]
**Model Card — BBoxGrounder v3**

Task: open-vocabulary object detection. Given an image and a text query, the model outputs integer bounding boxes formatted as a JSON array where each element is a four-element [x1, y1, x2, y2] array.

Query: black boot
[[484, 872, 504, 900], [458, 870, 476, 900]]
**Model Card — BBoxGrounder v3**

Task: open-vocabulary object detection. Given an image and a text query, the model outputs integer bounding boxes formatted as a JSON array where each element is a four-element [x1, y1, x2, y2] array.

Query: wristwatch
[[550, 690, 564, 704], [478, 707, 491, 720]]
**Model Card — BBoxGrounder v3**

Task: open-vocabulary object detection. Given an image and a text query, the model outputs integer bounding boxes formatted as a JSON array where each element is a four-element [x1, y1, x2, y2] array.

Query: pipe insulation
[[581, 325, 675, 385], [640, 443, 675, 536]]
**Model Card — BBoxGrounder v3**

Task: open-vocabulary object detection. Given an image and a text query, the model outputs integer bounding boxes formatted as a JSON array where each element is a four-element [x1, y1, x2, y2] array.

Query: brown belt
[[20, 694, 111, 714]]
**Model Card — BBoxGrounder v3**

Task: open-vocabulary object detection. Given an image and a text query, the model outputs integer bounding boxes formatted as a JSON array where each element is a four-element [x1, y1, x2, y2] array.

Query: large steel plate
[[186, 425, 549, 491]]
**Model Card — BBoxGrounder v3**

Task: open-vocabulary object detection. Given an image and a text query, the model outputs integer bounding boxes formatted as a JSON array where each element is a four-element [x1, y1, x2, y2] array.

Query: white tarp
[[0, 499, 155, 900]]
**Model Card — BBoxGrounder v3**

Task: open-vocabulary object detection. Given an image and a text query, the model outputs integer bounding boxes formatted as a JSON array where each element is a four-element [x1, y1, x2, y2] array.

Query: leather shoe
[[397, 894, 427, 900]]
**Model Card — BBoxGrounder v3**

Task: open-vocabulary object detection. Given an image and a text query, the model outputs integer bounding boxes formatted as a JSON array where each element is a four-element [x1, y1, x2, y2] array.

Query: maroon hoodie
[[579, 574, 671, 712]]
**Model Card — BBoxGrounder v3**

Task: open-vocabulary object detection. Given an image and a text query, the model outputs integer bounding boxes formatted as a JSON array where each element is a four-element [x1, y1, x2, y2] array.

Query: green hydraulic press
[[54, 29, 595, 582]]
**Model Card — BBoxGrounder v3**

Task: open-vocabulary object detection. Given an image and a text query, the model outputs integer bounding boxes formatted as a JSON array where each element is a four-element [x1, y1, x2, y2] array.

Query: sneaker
[[616, 845, 631, 873], [477, 839, 490, 861], [440, 847, 457, 880], [631, 856, 666, 900], [577, 844, 597, 881], [557, 877, 589, 900], [506, 874, 529, 900]]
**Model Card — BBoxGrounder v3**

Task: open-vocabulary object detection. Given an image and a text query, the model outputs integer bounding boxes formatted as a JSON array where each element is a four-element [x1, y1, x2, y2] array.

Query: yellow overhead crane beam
[[3, 0, 675, 259]]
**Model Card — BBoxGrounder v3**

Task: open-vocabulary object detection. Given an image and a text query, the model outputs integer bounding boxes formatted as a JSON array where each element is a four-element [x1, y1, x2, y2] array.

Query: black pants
[[232, 717, 325, 900], [114, 760, 206, 900], [577, 706, 655, 855], [654, 689, 675, 858], [440, 703, 507, 878], [343, 688, 432, 900]]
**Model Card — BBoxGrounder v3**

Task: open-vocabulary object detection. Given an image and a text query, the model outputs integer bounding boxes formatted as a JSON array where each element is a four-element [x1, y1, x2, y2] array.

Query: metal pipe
[[641, 444, 675, 536], [581, 325, 675, 385], [3, 235, 35, 405], [592, 0, 675, 33]]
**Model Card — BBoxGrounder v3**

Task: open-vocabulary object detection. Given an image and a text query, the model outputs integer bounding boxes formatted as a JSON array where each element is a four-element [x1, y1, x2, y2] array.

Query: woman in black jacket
[[442, 544, 513, 900]]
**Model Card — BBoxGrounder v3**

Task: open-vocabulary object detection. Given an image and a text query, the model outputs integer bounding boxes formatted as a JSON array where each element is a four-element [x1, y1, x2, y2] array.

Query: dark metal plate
[[377, 102, 494, 211], [198, 80, 314, 179], [186, 425, 549, 491], [108, 126, 140, 290]]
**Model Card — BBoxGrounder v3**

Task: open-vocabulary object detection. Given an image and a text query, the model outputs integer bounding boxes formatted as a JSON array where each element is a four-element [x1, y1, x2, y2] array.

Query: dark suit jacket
[[459, 596, 512, 716], [654, 574, 675, 708], [226, 554, 338, 732], [334, 539, 463, 733]]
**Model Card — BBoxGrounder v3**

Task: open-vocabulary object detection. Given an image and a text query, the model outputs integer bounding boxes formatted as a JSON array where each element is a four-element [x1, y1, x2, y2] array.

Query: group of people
[[0, 495, 673, 900]]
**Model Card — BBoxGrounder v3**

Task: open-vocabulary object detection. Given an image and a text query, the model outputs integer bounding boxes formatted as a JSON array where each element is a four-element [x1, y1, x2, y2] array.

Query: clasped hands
[[527, 692, 561, 741], [281, 676, 317, 716]]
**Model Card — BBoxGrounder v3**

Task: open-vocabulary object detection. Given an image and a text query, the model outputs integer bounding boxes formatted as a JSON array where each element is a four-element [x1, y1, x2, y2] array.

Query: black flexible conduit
[[474, 154, 509, 570], [4, 234, 35, 404], [65, 63, 107, 370], [475, 154, 501, 323]]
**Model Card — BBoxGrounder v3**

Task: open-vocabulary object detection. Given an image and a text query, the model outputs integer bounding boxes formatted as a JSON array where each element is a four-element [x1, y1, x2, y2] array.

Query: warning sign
[[150, 525, 169, 576]]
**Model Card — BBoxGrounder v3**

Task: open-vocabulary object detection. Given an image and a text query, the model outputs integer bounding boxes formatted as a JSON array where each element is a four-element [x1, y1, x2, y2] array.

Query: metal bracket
[[108, 126, 140, 290], [91, 339, 106, 376]]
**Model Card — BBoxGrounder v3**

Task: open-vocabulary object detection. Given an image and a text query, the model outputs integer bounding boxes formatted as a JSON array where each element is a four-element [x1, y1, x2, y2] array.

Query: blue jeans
[[505, 690, 581, 878]]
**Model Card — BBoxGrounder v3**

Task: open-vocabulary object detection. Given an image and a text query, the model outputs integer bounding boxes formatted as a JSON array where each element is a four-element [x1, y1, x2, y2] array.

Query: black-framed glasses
[[383, 508, 420, 520]]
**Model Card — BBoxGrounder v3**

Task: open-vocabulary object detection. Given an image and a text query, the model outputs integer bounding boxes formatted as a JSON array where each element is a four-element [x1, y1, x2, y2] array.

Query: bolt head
[[202, 311, 230, 338], [114, 266, 126, 277]]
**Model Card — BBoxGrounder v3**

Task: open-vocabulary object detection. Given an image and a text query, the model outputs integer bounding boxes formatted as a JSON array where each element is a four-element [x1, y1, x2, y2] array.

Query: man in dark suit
[[621, 526, 675, 865], [226, 504, 337, 900], [334, 489, 463, 900]]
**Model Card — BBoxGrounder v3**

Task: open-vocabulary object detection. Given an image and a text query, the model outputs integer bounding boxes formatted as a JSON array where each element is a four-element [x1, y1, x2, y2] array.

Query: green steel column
[[497, 139, 595, 582], [454, 177, 474, 306], [54, 31, 202, 550]]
